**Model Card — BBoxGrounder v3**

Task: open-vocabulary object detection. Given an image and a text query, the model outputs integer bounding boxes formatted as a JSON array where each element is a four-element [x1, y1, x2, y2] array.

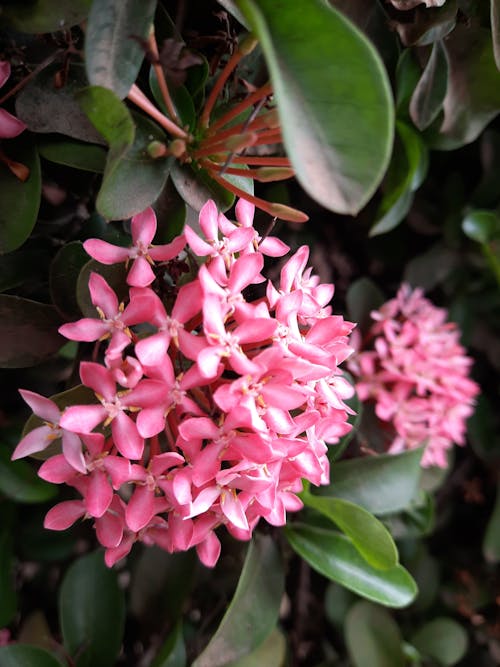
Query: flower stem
[[200, 48, 244, 128], [207, 82, 273, 134], [127, 84, 189, 140], [147, 30, 180, 124]]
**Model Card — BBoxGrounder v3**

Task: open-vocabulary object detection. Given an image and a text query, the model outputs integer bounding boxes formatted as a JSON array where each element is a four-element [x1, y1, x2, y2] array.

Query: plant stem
[[147, 30, 180, 123], [127, 84, 189, 140], [208, 82, 273, 134], [200, 48, 244, 128]]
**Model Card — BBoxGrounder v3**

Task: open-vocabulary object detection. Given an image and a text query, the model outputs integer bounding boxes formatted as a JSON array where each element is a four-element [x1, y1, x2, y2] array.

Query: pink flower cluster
[[12, 199, 355, 567], [349, 284, 479, 468]]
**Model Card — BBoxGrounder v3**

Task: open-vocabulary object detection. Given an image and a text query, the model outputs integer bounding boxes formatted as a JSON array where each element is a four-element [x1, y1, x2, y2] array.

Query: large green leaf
[[237, 0, 394, 215], [0, 445, 57, 503], [301, 493, 398, 570], [0, 645, 62, 667], [86, 0, 158, 99], [0, 0, 90, 32], [286, 524, 417, 608], [318, 448, 423, 515], [0, 138, 41, 254], [59, 551, 125, 667], [192, 535, 284, 667], [0, 296, 63, 368], [345, 601, 406, 667], [410, 618, 468, 666]]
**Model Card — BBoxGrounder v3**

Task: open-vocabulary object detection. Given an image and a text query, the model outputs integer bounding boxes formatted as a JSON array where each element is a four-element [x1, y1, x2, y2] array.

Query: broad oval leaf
[[0, 645, 62, 667], [0, 296, 63, 368], [286, 524, 417, 608], [0, 138, 41, 254], [237, 0, 394, 215], [462, 209, 500, 244], [0, 0, 90, 33], [86, 0, 158, 99], [345, 601, 405, 667], [59, 551, 125, 667], [411, 617, 468, 666], [301, 493, 398, 570], [320, 448, 423, 516], [38, 136, 106, 173], [0, 445, 57, 503], [192, 534, 284, 667]]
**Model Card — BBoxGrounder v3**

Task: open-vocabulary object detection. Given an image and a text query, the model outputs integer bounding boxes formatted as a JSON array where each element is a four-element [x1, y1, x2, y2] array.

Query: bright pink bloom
[[0, 62, 26, 139]]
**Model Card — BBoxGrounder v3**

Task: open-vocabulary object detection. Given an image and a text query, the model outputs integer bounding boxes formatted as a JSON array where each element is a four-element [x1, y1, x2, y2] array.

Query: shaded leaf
[[411, 618, 468, 666], [76, 259, 128, 318], [151, 621, 186, 667], [286, 524, 417, 608], [0, 137, 41, 254], [345, 601, 405, 667], [0, 0, 90, 33], [0, 247, 50, 293], [391, 1, 457, 47], [59, 551, 125, 667], [192, 534, 284, 667], [0, 523, 16, 627], [0, 445, 57, 503], [410, 40, 448, 131], [216, 0, 251, 28], [319, 448, 423, 515], [86, 0, 158, 99], [346, 277, 385, 333], [370, 189, 414, 237], [50, 242, 90, 319], [237, 0, 394, 215], [468, 394, 500, 463], [302, 493, 398, 570], [0, 645, 62, 667], [158, 39, 204, 89], [228, 628, 286, 667], [492, 0, 500, 70], [396, 49, 421, 116], [153, 178, 187, 243], [38, 136, 106, 173], [462, 209, 500, 244], [149, 66, 196, 130], [404, 243, 459, 291], [0, 296, 63, 368], [16, 65, 104, 144], [483, 482, 500, 563]]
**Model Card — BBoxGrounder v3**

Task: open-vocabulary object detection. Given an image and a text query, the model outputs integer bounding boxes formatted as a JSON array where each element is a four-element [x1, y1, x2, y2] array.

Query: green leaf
[[302, 494, 398, 570], [0, 523, 16, 627], [149, 68, 196, 131], [151, 621, 186, 667], [0, 645, 62, 667], [192, 534, 284, 667], [410, 618, 468, 666], [345, 601, 405, 667], [0, 296, 63, 368], [483, 482, 500, 563], [410, 40, 448, 131], [50, 242, 90, 319], [237, 0, 394, 215], [153, 178, 187, 243], [346, 277, 385, 333], [462, 209, 500, 244], [16, 65, 104, 144], [370, 189, 414, 237], [396, 49, 421, 117], [227, 628, 286, 667], [96, 112, 172, 219], [171, 162, 245, 213], [492, 0, 500, 70], [319, 449, 423, 516], [59, 551, 125, 667], [0, 0, 90, 33], [404, 243, 459, 291], [38, 136, 106, 173], [286, 524, 417, 608], [0, 138, 41, 254], [86, 0, 158, 99], [0, 445, 57, 503]]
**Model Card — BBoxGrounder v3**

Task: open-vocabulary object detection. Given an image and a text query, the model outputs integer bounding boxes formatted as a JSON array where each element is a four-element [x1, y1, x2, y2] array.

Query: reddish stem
[[147, 31, 180, 123], [200, 48, 244, 128], [127, 84, 188, 139], [208, 82, 273, 134]]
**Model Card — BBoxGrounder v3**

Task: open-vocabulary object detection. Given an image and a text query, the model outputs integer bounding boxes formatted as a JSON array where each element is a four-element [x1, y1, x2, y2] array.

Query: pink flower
[[0, 62, 26, 139], [349, 284, 480, 467]]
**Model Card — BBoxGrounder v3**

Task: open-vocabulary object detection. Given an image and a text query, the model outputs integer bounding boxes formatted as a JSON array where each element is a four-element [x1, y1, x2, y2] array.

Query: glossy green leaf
[[192, 534, 284, 667], [76, 259, 128, 318], [346, 277, 385, 333], [492, 0, 500, 70], [16, 65, 104, 144], [0, 524, 16, 627], [50, 242, 90, 319], [38, 136, 106, 173], [410, 40, 448, 131], [370, 189, 414, 237], [0, 296, 63, 368], [0, 645, 62, 667], [86, 0, 158, 99], [0, 138, 41, 254], [0, 445, 57, 503], [286, 524, 417, 608], [396, 49, 421, 117], [319, 448, 423, 515], [0, 0, 90, 32], [227, 628, 286, 667], [151, 621, 186, 667], [60, 551, 125, 667], [462, 209, 500, 244], [96, 112, 172, 219], [411, 618, 468, 666], [302, 493, 398, 570], [483, 482, 500, 563], [345, 601, 405, 667], [383, 490, 435, 540], [237, 0, 394, 215]]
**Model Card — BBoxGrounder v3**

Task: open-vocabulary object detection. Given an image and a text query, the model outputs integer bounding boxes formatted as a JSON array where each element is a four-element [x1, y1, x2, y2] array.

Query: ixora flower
[[0, 61, 30, 181], [13, 200, 356, 568], [348, 284, 480, 468]]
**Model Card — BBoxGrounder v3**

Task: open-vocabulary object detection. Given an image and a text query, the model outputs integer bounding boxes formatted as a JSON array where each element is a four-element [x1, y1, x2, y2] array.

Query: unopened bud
[[268, 202, 309, 223], [169, 139, 187, 158], [238, 34, 258, 56], [147, 140, 169, 159], [225, 131, 257, 152], [254, 167, 294, 182]]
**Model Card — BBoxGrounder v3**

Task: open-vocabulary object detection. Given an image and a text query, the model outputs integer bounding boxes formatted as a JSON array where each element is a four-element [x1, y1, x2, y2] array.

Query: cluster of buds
[[12, 199, 355, 567], [348, 284, 479, 468]]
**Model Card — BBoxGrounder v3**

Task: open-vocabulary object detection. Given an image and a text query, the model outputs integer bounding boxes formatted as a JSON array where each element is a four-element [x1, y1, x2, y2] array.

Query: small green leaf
[[286, 524, 417, 608], [38, 136, 106, 173], [318, 449, 423, 516], [0, 296, 63, 368], [410, 40, 448, 131], [0, 645, 63, 667], [462, 209, 500, 244], [345, 601, 406, 667], [302, 494, 398, 570], [237, 0, 394, 215], [0, 138, 41, 254], [0, 0, 90, 33], [59, 551, 125, 667], [50, 242, 90, 319], [483, 482, 500, 563], [0, 445, 57, 503], [192, 534, 284, 667], [411, 618, 468, 666], [151, 621, 186, 667], [86, 0, 158, 99]]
